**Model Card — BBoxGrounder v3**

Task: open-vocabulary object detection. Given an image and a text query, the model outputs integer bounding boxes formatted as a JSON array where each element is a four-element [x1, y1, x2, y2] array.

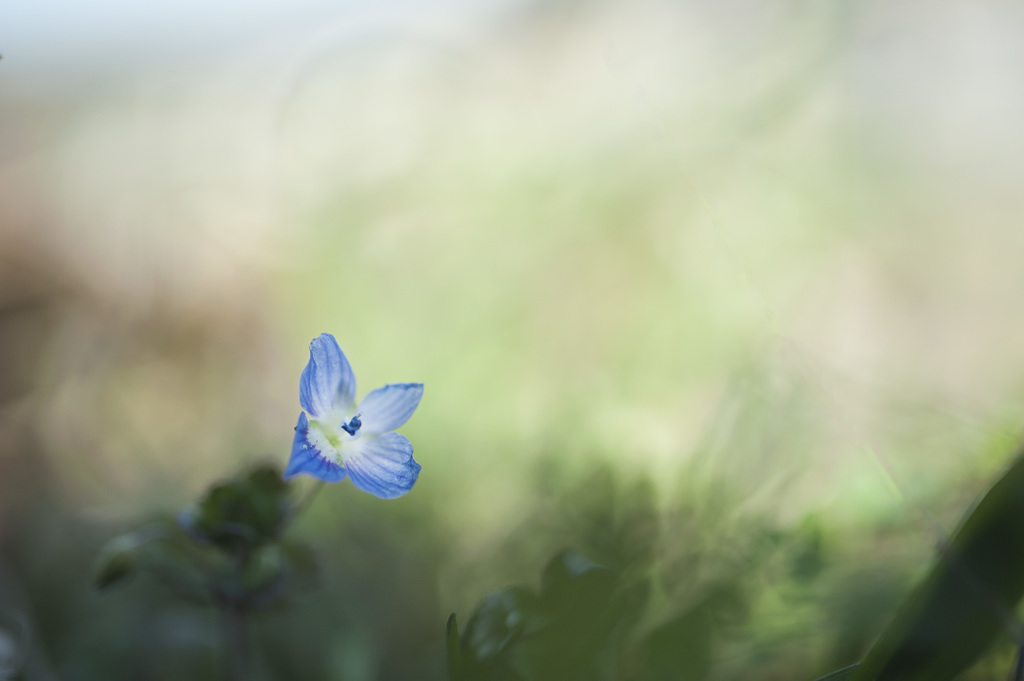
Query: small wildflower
[[284, 333, 423, 498]]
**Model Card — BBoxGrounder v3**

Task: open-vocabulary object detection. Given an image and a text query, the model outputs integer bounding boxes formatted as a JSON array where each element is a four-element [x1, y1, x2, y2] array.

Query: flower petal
[[299, 333, 356, 418], [343, 433, 421, 498], [284, 412, 346, 482], [356, 383, 424, 435]]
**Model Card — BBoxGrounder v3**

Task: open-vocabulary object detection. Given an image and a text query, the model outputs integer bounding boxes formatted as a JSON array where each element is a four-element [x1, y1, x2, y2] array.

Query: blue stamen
[[341, 414, 362, 436]]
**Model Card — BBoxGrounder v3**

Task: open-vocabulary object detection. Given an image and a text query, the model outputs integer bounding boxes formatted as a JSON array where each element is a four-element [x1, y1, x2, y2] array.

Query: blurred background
[[3, 0, 1024, 678]]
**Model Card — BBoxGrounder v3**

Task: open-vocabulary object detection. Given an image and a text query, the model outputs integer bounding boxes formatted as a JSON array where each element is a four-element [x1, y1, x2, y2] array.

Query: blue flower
[[284, 333, 423, 498]]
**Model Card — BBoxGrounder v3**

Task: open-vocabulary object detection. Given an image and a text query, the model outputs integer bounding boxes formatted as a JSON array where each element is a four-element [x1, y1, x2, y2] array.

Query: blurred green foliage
[[8, 432, 1024, 680]]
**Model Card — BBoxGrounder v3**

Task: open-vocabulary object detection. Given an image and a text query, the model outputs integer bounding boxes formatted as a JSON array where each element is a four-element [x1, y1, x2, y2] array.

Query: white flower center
[[306, 416, 360, 465]]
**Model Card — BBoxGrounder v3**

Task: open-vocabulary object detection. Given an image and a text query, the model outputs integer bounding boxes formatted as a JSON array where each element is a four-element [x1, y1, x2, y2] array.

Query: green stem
[[221, 601, 250, 681], [289, 480, 325, 524], [220, 546, 254, 681]]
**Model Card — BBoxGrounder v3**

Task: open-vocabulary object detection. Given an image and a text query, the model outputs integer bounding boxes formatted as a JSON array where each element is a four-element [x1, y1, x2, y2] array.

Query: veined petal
[[357, 383, 424, 435], [284, 412, 346, 482], [342, 433, 420, 498], [299, 333, 356, 418]]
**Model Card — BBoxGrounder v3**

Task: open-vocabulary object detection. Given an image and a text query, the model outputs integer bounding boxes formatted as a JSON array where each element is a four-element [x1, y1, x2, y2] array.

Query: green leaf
[[455, 550, 645, 681], [853, 450, 1024, 681], [93, 535, 138, 590], [188, 464, 292, 552], [462, 587, 542, 664], [446, 612, 462, 681]]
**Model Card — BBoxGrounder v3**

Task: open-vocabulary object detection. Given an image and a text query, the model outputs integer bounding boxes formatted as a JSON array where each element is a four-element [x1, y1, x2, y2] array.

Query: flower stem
[[290, 480, 325, 524], [220, 601, 250, 681]]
